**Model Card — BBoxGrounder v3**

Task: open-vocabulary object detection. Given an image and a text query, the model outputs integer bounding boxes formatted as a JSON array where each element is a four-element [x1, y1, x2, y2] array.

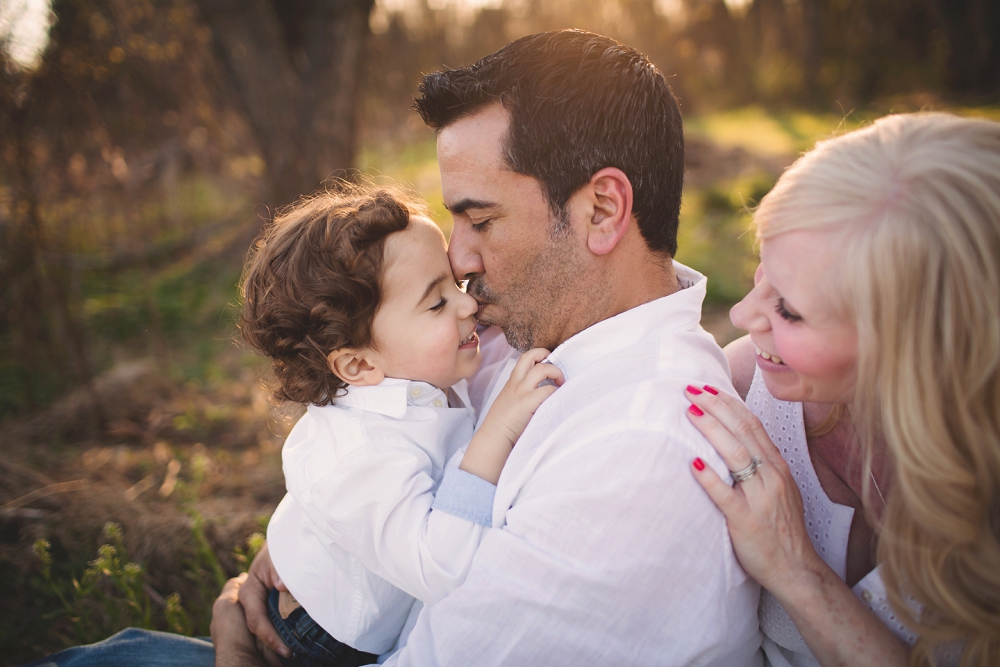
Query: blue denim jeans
[[18, 628, 215, 667], [266, 589, 378, 667]]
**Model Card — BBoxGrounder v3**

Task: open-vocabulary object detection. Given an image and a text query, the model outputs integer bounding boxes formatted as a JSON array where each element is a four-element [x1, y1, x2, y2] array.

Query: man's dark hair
[[414, 29, 684, 256]]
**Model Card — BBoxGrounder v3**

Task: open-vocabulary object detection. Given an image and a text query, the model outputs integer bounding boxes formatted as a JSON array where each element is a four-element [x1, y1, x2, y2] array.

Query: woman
[[684, 113, 1000, 667]]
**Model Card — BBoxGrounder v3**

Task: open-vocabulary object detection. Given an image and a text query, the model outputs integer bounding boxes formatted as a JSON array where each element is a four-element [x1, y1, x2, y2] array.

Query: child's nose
[[458, 289, 479, 318]]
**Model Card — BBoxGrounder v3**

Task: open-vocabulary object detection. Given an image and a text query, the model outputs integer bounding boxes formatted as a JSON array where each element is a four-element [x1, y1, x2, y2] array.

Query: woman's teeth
[[754, 345, 784, 365], [460, 331, 476, 346]]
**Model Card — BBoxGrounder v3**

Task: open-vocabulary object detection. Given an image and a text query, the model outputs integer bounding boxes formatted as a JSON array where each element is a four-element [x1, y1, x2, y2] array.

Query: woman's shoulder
[[724, 334, 756, 401]]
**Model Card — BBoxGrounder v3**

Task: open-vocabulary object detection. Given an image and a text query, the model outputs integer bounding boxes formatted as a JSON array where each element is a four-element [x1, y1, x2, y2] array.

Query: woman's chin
[[759, 368, 807, 404]]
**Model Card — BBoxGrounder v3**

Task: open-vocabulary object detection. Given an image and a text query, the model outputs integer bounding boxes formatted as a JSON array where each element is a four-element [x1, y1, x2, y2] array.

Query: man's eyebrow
[[419, 272, 451, 304], [445, 198, 498, 215]]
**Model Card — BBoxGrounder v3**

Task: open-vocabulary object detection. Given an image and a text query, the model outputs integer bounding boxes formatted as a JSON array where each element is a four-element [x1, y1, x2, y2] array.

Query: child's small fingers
[[524, 361, 562, 384], [511, 348, 550, 379], [534, 384, 558, 401]]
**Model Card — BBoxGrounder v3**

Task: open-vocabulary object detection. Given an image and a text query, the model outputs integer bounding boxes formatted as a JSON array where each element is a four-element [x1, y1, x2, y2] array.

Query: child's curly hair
[[239, 184, 424, 405]]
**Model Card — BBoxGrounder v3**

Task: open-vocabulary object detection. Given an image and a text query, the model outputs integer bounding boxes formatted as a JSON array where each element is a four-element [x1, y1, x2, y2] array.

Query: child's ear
[[327, 349, 385, 387]]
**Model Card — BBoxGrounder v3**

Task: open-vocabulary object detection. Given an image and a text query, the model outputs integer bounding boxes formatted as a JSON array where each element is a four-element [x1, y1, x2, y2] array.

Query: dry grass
[[0, 340, 299, 664]]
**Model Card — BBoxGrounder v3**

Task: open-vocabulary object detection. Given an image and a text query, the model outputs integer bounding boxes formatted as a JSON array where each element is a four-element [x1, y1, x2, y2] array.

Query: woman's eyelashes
[[429, 296, 448, 312], [775, 298, 802, 323]]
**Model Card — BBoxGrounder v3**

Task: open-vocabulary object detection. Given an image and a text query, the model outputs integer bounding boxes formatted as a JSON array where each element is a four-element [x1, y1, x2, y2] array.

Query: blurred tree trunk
[[799, 0, 823, 104], [930, 0, 1000, 95], [3, 79, 102, 422], [197, 0, 374, 208]]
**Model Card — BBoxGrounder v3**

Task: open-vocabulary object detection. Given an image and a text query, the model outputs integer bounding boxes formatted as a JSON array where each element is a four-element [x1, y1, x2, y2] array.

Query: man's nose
[[448, 222, 485, 281]]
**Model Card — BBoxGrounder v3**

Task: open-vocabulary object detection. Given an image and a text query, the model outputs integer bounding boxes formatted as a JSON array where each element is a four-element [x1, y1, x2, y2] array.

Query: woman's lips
[[754, 344, 784, 365]]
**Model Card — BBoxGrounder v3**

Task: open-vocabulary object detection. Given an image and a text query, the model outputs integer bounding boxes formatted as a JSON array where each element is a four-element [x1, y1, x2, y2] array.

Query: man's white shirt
[[382, 262, 763, 666]]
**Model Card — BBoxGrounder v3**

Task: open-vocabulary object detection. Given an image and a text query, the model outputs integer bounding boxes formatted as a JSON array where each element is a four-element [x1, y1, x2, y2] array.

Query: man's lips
[[476, 303, 489, 319]]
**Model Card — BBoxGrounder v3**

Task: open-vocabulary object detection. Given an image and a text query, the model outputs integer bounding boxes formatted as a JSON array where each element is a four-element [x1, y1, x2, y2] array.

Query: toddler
[[240, 186, 561, 667]]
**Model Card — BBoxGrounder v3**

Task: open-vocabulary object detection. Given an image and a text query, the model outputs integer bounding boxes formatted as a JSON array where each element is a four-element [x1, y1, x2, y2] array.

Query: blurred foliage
[[1, 0, 998, 418], [360, 0, 999, 149], [32, 511, 266, 647], [0, 1, 998, 661]]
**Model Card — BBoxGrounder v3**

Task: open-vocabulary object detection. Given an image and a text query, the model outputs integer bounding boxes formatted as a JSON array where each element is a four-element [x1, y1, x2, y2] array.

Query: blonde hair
[[755, 113, 1000, 666]]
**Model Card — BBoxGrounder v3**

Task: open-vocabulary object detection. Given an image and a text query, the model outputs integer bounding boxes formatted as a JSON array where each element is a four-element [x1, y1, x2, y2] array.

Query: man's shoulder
[[567, 326, 731, 407]]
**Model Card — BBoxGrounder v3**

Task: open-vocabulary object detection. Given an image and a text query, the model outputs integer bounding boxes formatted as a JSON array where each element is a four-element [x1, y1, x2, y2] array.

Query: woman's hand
[[460, 349, 564, 485], [683, 384, 825, 595], [684, 384, 909, 667]]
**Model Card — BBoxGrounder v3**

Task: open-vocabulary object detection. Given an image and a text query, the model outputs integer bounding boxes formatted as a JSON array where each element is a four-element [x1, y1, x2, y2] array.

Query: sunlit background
[[1, 0, 997, 662]]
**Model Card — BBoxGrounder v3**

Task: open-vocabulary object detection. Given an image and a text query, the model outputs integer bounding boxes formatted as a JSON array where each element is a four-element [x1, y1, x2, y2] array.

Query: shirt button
[[860, 589, 873, 603], [409, 386, 423, 398], [433, 399, 443, 407]]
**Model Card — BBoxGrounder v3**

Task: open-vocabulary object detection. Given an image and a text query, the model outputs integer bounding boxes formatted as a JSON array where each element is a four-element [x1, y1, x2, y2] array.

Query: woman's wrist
[[764, 553, 910, 667], [759, 548, 833, 611]]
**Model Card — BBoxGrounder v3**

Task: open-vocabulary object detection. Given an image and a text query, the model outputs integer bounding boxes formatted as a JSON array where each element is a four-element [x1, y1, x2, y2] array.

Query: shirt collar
[[545, 261, 707, 381], [335, 378, 453, 419], [336, 378, 448, 419]]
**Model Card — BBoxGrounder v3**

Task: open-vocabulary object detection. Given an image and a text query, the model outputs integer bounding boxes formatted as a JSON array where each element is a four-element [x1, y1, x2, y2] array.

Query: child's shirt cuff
[[431, 467, 496, 527]]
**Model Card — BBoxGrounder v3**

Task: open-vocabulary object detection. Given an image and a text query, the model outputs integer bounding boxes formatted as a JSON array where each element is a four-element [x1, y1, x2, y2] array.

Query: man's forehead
[[436, 104, 508, 178], [437, 103, 508, 150]]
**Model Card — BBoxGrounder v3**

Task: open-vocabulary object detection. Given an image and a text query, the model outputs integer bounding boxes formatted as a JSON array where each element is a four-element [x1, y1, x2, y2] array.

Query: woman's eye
[[430, 297, 448, 312], [775, 298, 802, 323]]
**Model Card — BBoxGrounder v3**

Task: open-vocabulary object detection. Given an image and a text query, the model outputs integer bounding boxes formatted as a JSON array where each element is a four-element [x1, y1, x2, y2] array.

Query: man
[[223, 30, 761, 667]]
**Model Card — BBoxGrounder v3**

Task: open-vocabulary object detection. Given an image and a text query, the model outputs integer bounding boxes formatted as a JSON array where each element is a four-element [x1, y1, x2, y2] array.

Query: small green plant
[[232, 532, 266, 573], [164, 592, 193, 636], [33, 523, 155, 644], [32, 517, 259, 646]]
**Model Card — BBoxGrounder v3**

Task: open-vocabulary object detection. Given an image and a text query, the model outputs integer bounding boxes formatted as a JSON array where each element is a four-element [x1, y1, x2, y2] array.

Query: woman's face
[[730, 228, 859, 404]]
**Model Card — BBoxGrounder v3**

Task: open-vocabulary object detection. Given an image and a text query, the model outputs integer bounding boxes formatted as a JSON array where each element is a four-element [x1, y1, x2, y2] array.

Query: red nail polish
[[688, 404, 704, 417], [686, 384, 702, 395], [703, 385, 719, 395], [693, 457, 706, 471]]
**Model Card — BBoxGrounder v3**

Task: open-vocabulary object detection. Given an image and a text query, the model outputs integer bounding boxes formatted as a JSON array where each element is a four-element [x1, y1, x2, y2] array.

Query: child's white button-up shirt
[[267, 378, 489, 655]]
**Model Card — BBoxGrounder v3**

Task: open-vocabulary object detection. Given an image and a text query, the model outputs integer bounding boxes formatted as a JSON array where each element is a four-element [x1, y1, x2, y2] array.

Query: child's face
[[368, 217, 482, 389]]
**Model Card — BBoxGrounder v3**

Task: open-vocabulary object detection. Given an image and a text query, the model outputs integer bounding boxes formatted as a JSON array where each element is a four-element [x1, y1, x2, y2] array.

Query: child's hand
[[484, 348, 564, 446], [459, 349, 564, 484]]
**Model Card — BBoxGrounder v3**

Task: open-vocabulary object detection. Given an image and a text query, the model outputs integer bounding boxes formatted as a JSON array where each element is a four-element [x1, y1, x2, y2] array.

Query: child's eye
[[430, 297, 448, 312], [775, 298, 802, 323]]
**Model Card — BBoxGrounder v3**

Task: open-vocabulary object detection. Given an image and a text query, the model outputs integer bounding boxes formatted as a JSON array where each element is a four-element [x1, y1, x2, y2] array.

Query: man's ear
[[585, 167, 634, 256], [327, 348, 385, 387]]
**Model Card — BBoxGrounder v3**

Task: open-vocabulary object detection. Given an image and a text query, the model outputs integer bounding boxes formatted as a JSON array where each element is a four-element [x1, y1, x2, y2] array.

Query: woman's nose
[[730, 272, 769, 332]]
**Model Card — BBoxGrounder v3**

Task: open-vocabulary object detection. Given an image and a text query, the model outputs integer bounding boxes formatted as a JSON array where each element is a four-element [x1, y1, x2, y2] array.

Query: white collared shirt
[[384, 262, 763, 667], [268, 378, 491, 654]]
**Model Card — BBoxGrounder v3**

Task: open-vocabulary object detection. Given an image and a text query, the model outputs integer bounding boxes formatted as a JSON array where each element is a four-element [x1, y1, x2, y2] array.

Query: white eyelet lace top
[[746, 367, 960, 667]]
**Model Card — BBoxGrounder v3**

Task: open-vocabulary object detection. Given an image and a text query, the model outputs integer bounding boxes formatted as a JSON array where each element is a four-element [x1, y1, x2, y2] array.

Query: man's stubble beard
[[468, 223, 588, 353]]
